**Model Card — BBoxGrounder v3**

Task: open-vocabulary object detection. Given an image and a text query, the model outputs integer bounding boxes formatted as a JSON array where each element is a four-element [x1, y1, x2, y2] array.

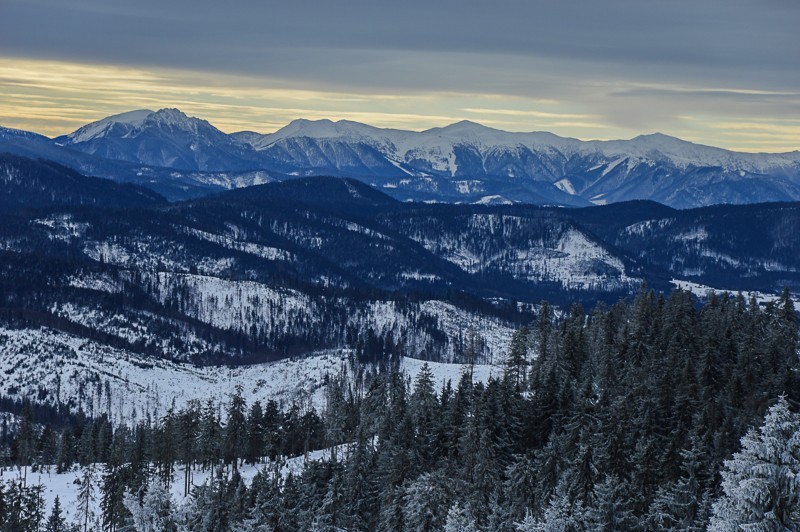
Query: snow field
[[0, 326, 506, 426]]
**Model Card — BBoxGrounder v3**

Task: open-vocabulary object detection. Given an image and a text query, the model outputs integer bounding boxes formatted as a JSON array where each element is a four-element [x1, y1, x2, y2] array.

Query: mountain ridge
[[0, 152, 165, 212], [3, 108, 799, 207]]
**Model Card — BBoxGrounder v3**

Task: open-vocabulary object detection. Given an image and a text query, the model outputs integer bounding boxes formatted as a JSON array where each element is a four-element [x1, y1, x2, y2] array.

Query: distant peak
[[440, 119, 491, 131], [91, 109, 155, 127], [271, 118, 378, 141], [153, 107, 188, 118], [451, 119, 484, 127], [64, 109, 154, 143], [148, 108, 199, 125], [286, 118, 332, 127], [0, 125, 49, 141], [423, 120, 500, 138], [630, 132, 685, 143]]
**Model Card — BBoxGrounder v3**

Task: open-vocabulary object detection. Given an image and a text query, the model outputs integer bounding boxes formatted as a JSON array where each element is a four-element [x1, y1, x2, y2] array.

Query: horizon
[[6, 105, 800, 155], [1, 1, 798, 152]]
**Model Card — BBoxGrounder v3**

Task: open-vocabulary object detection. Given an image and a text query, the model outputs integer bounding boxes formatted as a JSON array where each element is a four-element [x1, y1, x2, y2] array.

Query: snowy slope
[[62, 109, 155, 144], [585, 133, 800, 174], [141, 271, 514, 362], [0, 326, 502, 425]]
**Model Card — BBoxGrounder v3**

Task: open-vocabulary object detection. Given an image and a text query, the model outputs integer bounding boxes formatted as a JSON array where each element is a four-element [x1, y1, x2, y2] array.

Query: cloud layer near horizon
[[1, 0, 798, 151]]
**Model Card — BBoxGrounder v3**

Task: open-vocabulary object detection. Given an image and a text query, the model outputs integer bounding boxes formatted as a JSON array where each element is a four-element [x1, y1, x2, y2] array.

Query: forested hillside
[[1, 160, 799, 372], [1, 287, 797, 530]]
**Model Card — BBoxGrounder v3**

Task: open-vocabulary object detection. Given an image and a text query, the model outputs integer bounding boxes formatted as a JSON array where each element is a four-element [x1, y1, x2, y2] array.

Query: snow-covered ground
[[0, 325, 505, 425], [671, 279, 800, 312], [0, 332, 504, 525], [140, 271, 515, 362], [0, 448, 331, 528]]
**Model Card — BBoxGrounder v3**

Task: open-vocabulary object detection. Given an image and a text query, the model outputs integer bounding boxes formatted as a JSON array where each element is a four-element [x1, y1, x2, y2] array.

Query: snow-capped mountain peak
[[427, 119, 493, 134], [257, 118, 402, 146], [61, 108, 223, 146], [52, 108, 257, 172], [12, 107, 800, 207], [142, 107, 216, 134], [62, 109, 154, 143], [586, 132, 798, 173]]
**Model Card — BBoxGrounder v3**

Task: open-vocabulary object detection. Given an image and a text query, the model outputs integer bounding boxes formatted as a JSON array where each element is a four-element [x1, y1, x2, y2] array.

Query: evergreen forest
[[1, 287, 799, 530]]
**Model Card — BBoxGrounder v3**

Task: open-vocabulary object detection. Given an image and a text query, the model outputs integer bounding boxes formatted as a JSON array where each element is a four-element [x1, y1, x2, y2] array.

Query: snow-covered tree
[[444, 502, 478, 532], [709, 397, 800, 530], [585, 475, 636, 531], [402, 472, 452, 532], [123, 480, 176, 532], [516, 479, 587, 531]]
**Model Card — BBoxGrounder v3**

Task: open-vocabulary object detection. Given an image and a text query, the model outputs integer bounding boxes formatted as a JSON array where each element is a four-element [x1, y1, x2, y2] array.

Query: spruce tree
[[709, 397, 800, 530], [505, 326, 530, 390], [45, 495, 68, 532], [584, 475, 636, 531], [75, 464, 96, 532], [244, 400, 265, 465], [445, 502, 478, 532], [224, 385, 248, 470]]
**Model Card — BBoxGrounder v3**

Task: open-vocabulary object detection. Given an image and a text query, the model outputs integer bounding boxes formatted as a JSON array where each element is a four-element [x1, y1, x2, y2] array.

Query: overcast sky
[[1, 0, 798, 151]]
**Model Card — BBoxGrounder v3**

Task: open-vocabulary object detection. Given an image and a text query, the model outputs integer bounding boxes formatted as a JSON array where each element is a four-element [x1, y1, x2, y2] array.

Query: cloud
[[3, 0, 797, 91], [0, 0, 797, 151]]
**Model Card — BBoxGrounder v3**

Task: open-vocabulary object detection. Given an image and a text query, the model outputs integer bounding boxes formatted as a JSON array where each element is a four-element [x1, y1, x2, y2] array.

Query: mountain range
[[2, 108, 799, 206]]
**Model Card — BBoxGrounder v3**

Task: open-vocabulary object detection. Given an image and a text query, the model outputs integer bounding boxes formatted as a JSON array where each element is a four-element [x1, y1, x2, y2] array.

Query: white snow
[[245, 118, 800, 179], [1, 451, 333, 528], [177, 226, 295, 262], [475, 195, 513, 205], [35, 215, 90, 241], [601, 157, 626, 176], [671, 279, 800, 312], [66, 110, 154, 143], [406, 215, 636, 291], [624, 218, 675, 236], [0, 324, 507, 427], [672, 227, 709, 243], [136, 271, 515, 363], [554, 178, 577, 195]]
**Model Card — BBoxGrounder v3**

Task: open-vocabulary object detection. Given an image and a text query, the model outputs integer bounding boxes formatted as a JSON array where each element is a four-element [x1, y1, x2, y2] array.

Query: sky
[[1, 0, 798, 152]]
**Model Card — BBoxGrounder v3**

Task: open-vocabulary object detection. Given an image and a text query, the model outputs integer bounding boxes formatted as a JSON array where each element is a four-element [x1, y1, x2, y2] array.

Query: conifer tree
[[244, 400, 264, 465], [506, 326, 530, 390], [224, 385, 248, 470], [584, 475, 636, 531], [444, 502, 478, 532], [198, 400, 221, 472], [123, 480, 176, 532], [709, 397, 800, 530], [75, 464, 96, 532], [520, 478, 588, 531], [45, 495, 68, 532]]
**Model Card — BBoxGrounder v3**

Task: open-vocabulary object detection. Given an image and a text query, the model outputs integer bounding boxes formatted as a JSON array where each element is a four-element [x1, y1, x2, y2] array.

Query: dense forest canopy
[[1, 286, 798, 530]]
